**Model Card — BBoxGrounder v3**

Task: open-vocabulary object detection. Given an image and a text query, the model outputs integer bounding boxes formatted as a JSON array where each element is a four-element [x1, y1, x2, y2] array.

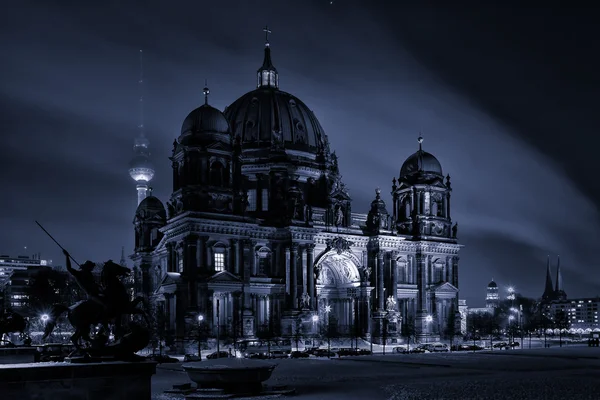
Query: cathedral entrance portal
[[315, 251, 367, 336]]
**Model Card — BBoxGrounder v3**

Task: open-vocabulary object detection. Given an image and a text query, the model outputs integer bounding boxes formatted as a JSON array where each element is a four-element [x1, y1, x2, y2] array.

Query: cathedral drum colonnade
[[129, 28, 462, 351]]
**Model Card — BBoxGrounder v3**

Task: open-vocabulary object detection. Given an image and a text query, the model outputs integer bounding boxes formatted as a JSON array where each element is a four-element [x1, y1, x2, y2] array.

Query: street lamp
[[197, 314, 204, 360], [324, 305, 332, 357], [40, 314, 49, 323], [425, 315, 433, 342]]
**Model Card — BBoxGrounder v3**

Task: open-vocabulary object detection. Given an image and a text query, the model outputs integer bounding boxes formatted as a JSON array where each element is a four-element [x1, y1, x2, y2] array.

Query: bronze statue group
[[1, 248, 150, 361]]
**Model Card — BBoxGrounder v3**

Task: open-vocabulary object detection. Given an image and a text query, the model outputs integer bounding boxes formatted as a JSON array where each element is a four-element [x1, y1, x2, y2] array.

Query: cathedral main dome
[[223, 42, 329, 157], [224, 88, 328, 153]]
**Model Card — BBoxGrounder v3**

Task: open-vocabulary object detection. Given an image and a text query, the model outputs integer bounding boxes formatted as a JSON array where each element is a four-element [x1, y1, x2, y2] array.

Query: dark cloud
[[1, 0, 599, 305]]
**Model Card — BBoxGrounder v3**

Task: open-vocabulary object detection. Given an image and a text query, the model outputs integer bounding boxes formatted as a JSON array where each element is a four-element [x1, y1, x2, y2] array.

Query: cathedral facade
[[131, 36, 462, 350]]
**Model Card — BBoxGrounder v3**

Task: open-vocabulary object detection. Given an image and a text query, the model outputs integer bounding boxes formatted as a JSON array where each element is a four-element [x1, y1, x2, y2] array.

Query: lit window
[[247, 189, 257, 211], [214, 253, 225, 272], [262, 189, 269, 211], [178, 257, 184, 273]]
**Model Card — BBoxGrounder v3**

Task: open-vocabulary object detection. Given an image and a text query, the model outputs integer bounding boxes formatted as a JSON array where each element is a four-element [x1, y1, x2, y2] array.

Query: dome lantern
[[257, 25, 279, 89]]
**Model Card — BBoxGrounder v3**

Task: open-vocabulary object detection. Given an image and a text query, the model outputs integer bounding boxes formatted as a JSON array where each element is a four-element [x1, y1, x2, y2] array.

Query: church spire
[[417, 135, 424, 171], [555, 255, 563, 292], [542, 255, 555, 301], [257, 25, 279, 89]]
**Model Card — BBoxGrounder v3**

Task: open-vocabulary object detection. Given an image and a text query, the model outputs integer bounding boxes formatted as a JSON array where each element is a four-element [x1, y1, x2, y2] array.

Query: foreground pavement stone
[[153, 346, 600, 399]]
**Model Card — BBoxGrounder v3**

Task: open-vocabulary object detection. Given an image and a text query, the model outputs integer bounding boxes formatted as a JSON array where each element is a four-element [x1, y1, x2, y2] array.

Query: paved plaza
[[152, 346, 600, 400]]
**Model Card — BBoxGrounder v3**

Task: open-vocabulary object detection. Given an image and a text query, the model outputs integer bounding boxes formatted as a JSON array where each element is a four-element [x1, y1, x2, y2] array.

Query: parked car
[[394, 345, 409, 354], [269, 350, 289, 359], [290, 351, 310, 358], [206, 351, 231, 359], [410, 347, 430, 354], [338, 348, 361, 356], [357, 349, 372, 355], [313, 349, 336, 357], [183, 354, 202, 362], [430, 343, 449, 352]]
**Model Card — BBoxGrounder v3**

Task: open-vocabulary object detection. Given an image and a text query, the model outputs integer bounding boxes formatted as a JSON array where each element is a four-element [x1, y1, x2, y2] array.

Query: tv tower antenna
[[129, 49, 155, 206], [138, 49, 145, 137]]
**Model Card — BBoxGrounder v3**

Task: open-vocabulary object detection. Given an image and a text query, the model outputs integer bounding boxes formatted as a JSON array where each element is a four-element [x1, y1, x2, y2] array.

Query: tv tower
[[129, 49, 155, 205]]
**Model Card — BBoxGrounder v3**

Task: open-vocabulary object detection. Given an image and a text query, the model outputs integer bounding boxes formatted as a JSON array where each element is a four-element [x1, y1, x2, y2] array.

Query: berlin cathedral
[[130, 32, 462, 351]]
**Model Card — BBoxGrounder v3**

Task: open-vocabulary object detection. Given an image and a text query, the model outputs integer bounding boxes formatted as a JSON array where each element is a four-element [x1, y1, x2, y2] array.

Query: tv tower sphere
[[129, 134, 155, 205]]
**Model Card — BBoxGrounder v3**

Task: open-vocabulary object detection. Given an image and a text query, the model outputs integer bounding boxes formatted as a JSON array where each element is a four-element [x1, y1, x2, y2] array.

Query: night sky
[[1, 1, 599, 306]]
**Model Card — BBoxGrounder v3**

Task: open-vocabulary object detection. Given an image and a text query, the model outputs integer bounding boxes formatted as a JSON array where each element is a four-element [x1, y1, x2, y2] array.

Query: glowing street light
[[40, 314, 49, 323], [197, 314, 205, 359], [425, 314, 433, 323], [312, 315, 319, 323], [508, 315, 515, 321], [324, 305, 332, 314]]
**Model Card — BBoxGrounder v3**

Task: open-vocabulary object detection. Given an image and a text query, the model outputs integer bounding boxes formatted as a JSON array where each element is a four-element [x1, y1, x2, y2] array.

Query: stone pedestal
[[280, 310, 303, 337], [0, 347, 37, 364], [242, 309, 255, 337], [370, 311, 387, 344], [0, 361, 157, 400]]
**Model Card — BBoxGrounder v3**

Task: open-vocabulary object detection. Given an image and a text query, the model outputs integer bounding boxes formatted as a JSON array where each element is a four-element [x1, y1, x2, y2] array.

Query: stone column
[[299, 245, 307, 296], [391, 251, 398, 310], [197, 236, 207, 272], [416, 253, 427, 313], [306, 244, 315, 309], [166, 242, 174, 273], [442, 195, 448, 218], [234, 239, 241, 275], [285, 246, 291, 299], [184, 236, 198, 309], [452, 256, 459, 288], [446, 193, 451, 220], [290, 243, 298, 309], [377, 251, 385, 311]]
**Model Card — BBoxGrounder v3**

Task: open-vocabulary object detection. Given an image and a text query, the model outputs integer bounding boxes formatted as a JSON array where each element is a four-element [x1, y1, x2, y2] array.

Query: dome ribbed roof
[[224, 88, 328, 155], [488, 280, 498, 288], [400, 150, 443, 178], [135, 196, 166, 220], [181, 104, 230, 136]]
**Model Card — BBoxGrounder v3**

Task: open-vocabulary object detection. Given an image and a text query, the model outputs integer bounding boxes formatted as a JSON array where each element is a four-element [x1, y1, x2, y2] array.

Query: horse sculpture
[[43, 259, 149, 356], [0, 309, 27, 346]]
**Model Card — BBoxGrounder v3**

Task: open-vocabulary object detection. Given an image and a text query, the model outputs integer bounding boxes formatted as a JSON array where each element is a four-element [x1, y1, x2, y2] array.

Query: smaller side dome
[[400, 151, 443, 177], [135, 195, 166, 220], [399, 136, 443, 178], [487, 280, 498, 288], [180, 104, 230, 136]]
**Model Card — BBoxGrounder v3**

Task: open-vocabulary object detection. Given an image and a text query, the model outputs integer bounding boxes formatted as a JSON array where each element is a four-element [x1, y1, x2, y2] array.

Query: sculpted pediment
[[160, 272, 181, 286], [433, 282, 458, 294], [208, 270, 242, 284]]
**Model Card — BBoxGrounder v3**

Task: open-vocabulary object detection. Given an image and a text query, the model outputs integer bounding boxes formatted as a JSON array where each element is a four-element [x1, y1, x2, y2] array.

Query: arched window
[[403, 199, 411, 219], [210, 161, 224, 187], [256, 247, 272, 276], [431, 201, 438, 217]]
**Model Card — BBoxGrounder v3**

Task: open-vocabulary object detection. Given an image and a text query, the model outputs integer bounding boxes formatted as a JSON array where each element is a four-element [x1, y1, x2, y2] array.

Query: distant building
[[485, 279, 499, 309], [0, 254, 52, 286], [541, 255, 566, 303], [549, 298, 600, 331], [5, 266, 52, 315]]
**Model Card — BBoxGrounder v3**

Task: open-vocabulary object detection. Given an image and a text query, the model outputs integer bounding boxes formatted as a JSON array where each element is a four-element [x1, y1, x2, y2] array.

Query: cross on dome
[[263, 25, 272, 46]]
